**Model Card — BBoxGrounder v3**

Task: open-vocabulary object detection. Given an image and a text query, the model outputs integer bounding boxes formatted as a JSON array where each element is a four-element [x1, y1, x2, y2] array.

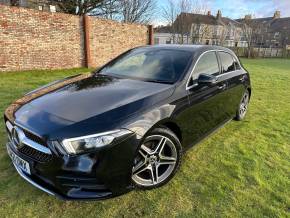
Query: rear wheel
[[132, 128, 182, 189], [235, 90, 250, 121]]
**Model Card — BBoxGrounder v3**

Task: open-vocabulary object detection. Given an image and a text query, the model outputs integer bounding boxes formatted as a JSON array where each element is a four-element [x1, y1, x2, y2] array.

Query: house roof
[[221, 17, 243, 27], [156, 12, 290, 36], [236, 17, 273, 23], [154, 25, 172, 33], [179, 13, 220, 25], [270, 17, 290, 32], [236, 16, 290, 33], [177, 12, 243, 26], [155, 12, 243, 34]]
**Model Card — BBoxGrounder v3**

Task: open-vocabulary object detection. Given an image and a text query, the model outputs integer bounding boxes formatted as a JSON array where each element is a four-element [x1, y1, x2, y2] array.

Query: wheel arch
[[159, 122, 182, 143], [247, 87, 252, 99], [142, 118, 183, 144]]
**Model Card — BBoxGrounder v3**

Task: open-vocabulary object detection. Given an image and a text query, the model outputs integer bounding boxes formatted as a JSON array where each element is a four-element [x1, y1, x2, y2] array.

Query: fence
[[230, 47, 290, 58], [0, 4, 153, 72]]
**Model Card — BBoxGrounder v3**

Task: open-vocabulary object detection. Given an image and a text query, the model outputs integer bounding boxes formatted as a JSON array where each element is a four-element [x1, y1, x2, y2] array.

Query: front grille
[[19, 145, 53, 163], [22, 129, 47, 147], [5, 120, 52, 163]]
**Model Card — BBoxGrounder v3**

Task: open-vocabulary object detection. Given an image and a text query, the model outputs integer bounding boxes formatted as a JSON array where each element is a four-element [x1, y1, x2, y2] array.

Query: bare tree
[[190, 20, 212, 44], [241, 15, 265, 58], [199, 24, 211, 44], [280, 28, 290, 57], [161, 0, 178, 43], [217, 25, 228, 46], [118, 0, 156, 24], [174, 0, 192, 44], [161, 0, 192, 44], [190, 20, 201, 44], [91, 0, 120, 19], [161, 0, 209, 44], [49, 0, 106, 15], [191, 0, 209, 14], [50, 0, 155, 24], [242, 22, 254, 57]]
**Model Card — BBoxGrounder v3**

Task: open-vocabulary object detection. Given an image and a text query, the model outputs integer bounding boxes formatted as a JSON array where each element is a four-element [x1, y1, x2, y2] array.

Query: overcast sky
[[155, 0, 290, 25]]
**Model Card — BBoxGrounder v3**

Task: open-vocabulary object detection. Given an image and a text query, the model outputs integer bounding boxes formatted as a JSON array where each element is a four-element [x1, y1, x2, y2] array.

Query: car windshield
[[99, 49, 193, 84]]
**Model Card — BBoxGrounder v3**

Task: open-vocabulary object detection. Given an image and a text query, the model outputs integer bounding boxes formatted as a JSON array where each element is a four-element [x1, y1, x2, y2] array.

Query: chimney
[[216, 10, 222, 19], [273, 10, 281, 19], [207, 11, 211, 16], [245, 14, 252, 20]]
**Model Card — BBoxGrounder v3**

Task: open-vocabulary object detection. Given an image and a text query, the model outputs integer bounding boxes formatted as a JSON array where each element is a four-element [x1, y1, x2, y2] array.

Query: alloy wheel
[[239, 91, 249, 118], [132, 135, 178, 187]]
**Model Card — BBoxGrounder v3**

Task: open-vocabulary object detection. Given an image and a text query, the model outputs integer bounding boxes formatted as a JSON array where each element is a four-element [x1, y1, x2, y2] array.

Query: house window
[[49, 5, 56, 13], [214, 26, 219, 36], [38, 5, 43, 11], [274, 32, 280, 39]]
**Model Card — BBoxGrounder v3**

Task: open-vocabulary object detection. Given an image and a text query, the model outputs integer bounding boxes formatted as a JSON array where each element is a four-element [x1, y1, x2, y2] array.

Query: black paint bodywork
[[4, 45, 251, 200]]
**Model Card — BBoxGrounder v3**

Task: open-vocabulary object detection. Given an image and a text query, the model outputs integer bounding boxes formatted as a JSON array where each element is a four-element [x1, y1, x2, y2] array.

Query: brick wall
[[0, 4, 151, 72], [0, 5, 85, 71]]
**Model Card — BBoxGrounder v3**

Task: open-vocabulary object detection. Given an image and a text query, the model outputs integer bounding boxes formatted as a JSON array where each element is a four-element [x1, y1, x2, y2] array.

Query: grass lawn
[[0, 60, 289, 218]]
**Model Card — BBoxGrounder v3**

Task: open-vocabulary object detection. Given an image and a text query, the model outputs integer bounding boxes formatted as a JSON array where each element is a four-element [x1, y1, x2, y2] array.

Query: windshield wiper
[[144, 79, 174, 84], [98, 73, 174, 84]]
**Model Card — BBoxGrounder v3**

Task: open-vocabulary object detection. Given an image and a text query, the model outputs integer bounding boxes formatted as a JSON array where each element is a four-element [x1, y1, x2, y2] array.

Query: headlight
[[62, 129, 132, 155]]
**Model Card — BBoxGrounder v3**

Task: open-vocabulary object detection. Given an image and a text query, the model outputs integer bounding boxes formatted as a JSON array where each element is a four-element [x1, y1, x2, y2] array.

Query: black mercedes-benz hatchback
[[4, 45, 251, 200]]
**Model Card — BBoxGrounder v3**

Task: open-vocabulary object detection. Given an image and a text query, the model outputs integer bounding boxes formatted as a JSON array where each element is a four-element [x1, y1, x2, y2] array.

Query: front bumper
[[9, 154, 56, 196], [6, 132, 140, 200]]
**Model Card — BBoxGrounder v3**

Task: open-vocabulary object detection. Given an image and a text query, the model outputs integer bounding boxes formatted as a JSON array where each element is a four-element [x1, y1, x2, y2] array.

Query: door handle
[[217, 84, 226, 90]]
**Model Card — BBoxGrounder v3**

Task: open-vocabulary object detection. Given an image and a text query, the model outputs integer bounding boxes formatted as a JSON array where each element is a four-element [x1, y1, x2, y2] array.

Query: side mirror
[[197, 73, 217, 85]]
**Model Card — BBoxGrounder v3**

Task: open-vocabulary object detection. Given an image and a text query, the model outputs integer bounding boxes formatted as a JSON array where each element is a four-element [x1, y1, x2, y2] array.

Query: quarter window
[[192, 52, 219, 78], [233, 57, 241, 70], [219, 52, 235, 73]]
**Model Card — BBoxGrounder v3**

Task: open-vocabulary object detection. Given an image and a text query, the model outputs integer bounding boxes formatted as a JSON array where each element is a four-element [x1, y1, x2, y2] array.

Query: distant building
[[155, 10, 290, 49], [236, 11, 290, 48], [153, 25, 176, 44], [155, 10, 248, 48], [0, 0, 59, 13]]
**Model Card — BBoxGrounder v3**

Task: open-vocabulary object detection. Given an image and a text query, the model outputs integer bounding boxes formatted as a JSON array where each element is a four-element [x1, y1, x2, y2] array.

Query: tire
[[235, 89, 250, 121], [132, 127, 182, 190]]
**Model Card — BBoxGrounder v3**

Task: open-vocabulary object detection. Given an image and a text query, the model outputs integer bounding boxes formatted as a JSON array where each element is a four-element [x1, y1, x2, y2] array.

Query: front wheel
[[235, 89, 250, 121], [131, 128, 182, 189]]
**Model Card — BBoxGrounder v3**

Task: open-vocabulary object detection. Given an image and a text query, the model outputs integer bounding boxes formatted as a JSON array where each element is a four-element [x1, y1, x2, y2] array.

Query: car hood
[[7, 73, 174, 136]]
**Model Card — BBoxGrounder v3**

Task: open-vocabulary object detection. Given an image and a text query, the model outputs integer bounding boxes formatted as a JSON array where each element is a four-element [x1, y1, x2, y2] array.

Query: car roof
[[138, 44, 235, 55]]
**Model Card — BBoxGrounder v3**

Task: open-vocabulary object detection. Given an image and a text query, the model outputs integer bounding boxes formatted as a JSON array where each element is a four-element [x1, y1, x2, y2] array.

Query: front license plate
[[7, 145, 31, 175]]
